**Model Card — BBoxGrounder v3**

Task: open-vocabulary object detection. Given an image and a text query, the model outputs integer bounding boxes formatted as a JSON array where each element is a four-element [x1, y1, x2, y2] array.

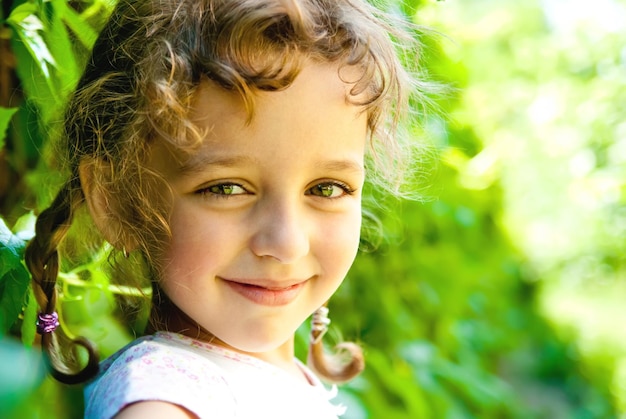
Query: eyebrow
[[178, 155, 256, 176], [317, 159, 365, 175], [177, 154, 364, 177]]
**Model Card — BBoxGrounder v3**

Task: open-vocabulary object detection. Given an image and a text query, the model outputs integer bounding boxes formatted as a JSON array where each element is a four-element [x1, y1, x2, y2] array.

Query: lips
[[221, 278, 307, 306]]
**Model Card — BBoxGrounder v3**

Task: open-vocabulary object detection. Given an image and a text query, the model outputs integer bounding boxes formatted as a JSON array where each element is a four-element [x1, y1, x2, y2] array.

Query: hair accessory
[[36, 312, 60, 334], [310, 306, 331, 344]]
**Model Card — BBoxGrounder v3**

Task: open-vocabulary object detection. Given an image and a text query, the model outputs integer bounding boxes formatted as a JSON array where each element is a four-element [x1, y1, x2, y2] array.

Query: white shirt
[[84, 332, 345, 418]]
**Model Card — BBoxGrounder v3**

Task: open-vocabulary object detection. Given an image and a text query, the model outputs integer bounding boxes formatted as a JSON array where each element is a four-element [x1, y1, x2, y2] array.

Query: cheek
[[157, 205, 224, 279], [318, 209, 362, 273]]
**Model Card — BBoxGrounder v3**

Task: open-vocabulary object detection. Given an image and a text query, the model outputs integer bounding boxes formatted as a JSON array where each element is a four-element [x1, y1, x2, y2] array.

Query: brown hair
[[25, 0, 426, 385]]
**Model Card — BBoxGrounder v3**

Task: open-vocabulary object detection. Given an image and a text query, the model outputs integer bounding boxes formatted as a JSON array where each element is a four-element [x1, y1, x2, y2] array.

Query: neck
[[147, 294, 308, 383]]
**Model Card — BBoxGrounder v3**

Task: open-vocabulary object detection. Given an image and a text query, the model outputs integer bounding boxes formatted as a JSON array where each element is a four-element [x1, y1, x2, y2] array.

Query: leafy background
[[1, 0, 624, 417]]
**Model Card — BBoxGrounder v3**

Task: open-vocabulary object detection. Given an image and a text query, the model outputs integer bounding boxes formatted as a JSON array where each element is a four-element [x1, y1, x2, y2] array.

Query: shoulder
[[113, 401, 196, 419], [84, 333, 236, 419]]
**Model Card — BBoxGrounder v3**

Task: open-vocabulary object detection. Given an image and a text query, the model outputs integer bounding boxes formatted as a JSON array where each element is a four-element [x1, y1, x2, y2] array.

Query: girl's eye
[[201, 183, 246, 196], [307, 182, 354, 198]]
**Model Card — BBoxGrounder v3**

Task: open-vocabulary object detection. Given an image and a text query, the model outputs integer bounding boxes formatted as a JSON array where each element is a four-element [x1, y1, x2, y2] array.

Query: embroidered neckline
[[152, 331, 323, 388]]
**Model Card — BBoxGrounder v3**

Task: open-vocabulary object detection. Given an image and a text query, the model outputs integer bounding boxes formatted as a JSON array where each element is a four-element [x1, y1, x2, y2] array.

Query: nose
[[249, 198, 310, 264]]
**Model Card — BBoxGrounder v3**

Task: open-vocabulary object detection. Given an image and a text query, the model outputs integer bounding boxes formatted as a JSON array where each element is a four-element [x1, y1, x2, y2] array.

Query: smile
[[221, 278, 307, 307]]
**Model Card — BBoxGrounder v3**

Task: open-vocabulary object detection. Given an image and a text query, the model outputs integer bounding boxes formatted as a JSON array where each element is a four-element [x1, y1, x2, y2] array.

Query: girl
[[25, 0, 426, 417]]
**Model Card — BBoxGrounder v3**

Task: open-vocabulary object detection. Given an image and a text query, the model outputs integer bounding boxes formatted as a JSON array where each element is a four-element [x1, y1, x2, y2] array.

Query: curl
[[307, 304, 364, 383]]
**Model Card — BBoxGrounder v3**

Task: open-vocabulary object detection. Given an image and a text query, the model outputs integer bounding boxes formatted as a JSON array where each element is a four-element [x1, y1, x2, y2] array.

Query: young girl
[[25, 0, 425, 417]]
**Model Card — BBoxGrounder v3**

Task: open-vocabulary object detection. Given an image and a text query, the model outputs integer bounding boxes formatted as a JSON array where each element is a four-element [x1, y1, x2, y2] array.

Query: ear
[[78, 158, 138, 252]]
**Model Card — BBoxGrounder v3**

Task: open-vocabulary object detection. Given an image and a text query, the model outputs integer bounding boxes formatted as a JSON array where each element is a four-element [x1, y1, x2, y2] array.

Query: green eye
[[314, 184, 335, 197], [309, 182, 351, 198], [206, 184, 245, 195]]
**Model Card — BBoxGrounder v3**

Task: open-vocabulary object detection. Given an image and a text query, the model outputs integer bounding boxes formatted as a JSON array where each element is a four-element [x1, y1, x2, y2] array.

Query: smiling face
[[148, 63, 367, 363]]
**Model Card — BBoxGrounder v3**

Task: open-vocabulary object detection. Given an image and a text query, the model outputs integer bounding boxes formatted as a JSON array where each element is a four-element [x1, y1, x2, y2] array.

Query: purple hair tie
[[36, 312, 60, 334]]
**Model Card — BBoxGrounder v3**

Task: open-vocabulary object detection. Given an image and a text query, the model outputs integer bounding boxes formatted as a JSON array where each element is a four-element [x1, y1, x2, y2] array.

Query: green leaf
[[45, 1, 80, 94], [13, 214, 37, 345], [0, 218, 30, 335], [0, 107, 18, 151], [0, 218, 25, 275], [7, 3, 59, 99], [21, 288, 37, 347], [54, 0, 99, 50], [10, 39, 61, 123], [12, 212, 36, 242]]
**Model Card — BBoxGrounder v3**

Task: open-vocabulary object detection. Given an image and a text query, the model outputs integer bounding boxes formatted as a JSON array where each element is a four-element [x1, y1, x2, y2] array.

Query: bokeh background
[[1, 0, 625, 417]]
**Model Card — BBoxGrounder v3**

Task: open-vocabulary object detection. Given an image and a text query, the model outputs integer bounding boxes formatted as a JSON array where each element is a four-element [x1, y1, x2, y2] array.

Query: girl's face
[[148, 63, 367, 364]]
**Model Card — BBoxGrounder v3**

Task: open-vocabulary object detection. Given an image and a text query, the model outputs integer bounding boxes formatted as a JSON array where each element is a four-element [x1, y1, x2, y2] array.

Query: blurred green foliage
[[1, 0, 624, 417]]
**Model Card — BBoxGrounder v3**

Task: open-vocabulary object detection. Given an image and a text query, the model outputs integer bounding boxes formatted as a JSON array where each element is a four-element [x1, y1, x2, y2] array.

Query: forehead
[[150, 62, 368, 177], [190, 62, 366, 123]]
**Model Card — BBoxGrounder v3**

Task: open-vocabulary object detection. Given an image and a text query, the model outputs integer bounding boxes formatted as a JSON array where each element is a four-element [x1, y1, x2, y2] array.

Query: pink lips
[[222, 279, 306, 306]]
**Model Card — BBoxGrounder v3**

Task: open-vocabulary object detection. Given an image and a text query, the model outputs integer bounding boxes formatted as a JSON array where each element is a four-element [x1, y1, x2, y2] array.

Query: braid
[[307, 303, 364, 383], [25, 178, 100, 385]]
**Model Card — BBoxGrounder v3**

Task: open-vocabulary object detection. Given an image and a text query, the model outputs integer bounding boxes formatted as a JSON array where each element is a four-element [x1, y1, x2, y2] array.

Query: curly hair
[[26, 0, 427, 384]]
